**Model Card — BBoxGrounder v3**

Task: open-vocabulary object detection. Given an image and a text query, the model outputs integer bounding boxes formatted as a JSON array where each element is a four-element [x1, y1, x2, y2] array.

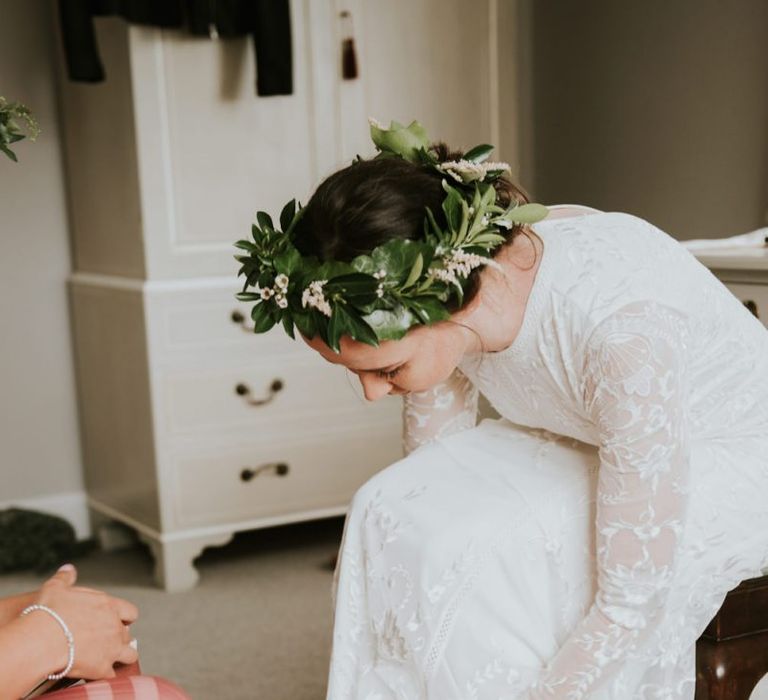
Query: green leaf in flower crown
[[351, 254, 375, 276], [251, 223, 263, 242], [369, 119, 431, 162], [256, 211, 274, 232], [293, 310, 317, 340], [453, 198, 470, 247], [469, 231, 507, 247], [502, 203, 550, 225], [414, 146, 439, 166], [281, 315, 295, 339], [423, 206, 443, 243], [326, 273, 378, 303], [326, 303, 346, 352], [234, 239, 257, 252], [250, 302, 276, 333], [402, 253, 424, 289], [274, 247, 301, 276], [362, 305, 419, 342], [369, 239, 425, 286], [334, 304, 379, 348], [235, 292, 262, 302], [279, 199, 296, 233], [441, 182, 464, 234], [404, 297, 451, 325], [462, 144, 494, 164], [316, 260, 354, 281], [284, 202, 305, 238]]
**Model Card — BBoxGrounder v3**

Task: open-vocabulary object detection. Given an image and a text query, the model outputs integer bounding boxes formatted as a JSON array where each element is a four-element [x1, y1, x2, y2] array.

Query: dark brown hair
[[292, 141, 537, 310]]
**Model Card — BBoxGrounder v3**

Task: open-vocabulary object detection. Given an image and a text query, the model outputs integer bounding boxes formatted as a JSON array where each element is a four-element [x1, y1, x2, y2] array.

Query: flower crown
[[234, 118, 549, 352]]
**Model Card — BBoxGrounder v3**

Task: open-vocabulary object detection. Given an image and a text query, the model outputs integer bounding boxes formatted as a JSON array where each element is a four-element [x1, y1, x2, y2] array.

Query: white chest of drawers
[[692, 244, 768, 329]]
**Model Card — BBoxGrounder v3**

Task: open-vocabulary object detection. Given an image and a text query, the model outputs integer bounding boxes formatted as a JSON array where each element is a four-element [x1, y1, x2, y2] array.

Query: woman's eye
[[377, 367, 401, 380]]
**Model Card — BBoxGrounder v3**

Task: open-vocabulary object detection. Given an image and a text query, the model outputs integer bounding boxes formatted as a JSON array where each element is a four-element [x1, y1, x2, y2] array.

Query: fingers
[[113, 597, 139, 624], [47, 563, 78, 587], [115, 641, 140, 666]]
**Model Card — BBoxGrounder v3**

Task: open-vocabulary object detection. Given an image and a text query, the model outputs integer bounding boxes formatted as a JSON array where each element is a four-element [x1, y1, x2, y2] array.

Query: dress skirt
[[325, 419, 768, 700]]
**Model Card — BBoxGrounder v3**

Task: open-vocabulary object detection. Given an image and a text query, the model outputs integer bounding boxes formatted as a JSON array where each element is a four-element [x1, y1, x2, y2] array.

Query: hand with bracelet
[[0, 564, 139, 699]]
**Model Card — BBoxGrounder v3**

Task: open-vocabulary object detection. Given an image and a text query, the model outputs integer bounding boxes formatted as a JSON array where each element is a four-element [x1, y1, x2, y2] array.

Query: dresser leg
[[138, 531, 234, 592], [696, 633, 768, 700], [89, 508, 137, 552]]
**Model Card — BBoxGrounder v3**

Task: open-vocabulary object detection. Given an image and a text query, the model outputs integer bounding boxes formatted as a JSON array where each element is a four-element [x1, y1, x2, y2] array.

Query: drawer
[[158, 356, 401, 438], [146, 282, 304, 366], [168, 428, 403, 528], [721, 282, 768, 328]]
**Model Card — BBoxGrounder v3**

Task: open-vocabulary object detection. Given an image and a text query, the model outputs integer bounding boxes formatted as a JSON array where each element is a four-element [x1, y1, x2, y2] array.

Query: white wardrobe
[[59, 0, 512, 590]]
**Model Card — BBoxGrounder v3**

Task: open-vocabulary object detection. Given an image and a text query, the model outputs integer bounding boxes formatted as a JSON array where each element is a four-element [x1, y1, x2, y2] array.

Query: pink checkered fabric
[[44, 676, 189, 699]]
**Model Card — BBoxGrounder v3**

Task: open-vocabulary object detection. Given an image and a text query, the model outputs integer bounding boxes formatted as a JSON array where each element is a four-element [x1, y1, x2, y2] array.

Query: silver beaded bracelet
[[20, 604, 76, 680]]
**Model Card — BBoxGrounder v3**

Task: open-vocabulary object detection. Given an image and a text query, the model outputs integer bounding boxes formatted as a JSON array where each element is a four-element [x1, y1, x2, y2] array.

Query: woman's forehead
[[305, 332, 412, 370]]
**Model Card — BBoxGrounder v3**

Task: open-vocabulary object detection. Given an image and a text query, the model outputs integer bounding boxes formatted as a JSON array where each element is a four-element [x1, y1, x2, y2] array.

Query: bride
[[235, 119, 768, 699]]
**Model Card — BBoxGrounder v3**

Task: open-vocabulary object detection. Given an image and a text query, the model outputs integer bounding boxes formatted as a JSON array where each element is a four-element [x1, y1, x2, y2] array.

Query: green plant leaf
[[406, 297, 451, 324], [326, 304, 346, 352], [362, 305, 418, 341], [369, 119, 431, 162], [334, 304, 379, 347], [274, 247, 301, 276], [279, 199, 296, 232], [235, 292, 262, 301], [368, 240, 425, 286], [250, 302, 276, 333], [441, 183, 463, 233], [503, 203, 550, 224], [402, 253, 424, 289], [462, 144, 494, 163], [284, 202, 305, 238], [256, 211, 274, 232], [293, 310, 317, 340], [281, 315, 295, 339], [468, 232, 506, 246], [351, 254, 375, 275]]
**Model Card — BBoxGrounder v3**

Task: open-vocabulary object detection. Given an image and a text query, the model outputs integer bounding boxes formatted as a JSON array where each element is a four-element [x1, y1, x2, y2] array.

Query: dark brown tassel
[[340, 11, 358, 80]]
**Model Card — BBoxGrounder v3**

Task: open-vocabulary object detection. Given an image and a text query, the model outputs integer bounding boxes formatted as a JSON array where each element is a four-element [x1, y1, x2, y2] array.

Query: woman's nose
[[358, 373, 392, 401]]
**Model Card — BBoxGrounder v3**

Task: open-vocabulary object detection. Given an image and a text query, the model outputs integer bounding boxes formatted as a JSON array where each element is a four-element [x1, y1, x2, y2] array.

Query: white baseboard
[[0, 491, 90, 540]]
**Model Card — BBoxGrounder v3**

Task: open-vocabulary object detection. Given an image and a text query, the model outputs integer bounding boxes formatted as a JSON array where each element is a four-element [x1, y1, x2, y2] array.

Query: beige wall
[[523, 0, 768, 240], [0, 3, 84, 510]]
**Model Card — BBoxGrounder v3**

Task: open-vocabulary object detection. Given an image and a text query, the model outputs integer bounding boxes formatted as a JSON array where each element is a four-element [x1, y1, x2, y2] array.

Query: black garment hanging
[[57, 0, 293, 96]]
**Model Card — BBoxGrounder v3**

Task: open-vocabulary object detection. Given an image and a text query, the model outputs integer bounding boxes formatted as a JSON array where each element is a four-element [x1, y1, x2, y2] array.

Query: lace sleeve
[[527, 301, 692, 699], [402, 368, 479, 456]]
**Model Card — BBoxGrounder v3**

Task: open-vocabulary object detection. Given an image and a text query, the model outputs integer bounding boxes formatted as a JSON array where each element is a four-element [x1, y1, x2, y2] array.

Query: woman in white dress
[[236, 120, 768, 699]]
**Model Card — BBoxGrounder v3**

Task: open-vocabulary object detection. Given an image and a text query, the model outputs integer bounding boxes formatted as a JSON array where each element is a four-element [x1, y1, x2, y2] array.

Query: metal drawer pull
[[235, 379, 284, 406], [743, 300, 760, 319], [230, 309, 254, 333], [240, 462, 290, 482]]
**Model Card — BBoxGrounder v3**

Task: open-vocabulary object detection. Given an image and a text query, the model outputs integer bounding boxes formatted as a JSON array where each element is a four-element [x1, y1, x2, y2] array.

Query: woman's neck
[[454, 228, 544, 354]]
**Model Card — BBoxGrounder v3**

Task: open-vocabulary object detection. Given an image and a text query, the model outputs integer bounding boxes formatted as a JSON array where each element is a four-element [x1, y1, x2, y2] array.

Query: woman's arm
[[0, 566, 139, 699], [0, 591, 36, 627], [525, 300, 693, 699], [0, 610, 70, 699], [402, 368, 479, 455]]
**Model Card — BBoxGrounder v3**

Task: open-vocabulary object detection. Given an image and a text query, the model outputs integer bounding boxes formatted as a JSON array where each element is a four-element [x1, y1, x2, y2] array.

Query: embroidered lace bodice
[[400, 208, 768, 698]]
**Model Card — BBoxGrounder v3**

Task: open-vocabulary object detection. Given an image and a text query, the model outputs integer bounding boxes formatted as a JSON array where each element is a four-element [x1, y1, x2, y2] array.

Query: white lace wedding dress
[[325, 207, 768, 699]]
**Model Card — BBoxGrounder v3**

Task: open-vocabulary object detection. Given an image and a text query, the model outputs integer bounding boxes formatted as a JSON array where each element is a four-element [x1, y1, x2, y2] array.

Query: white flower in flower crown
[[437, 159, 512, 183], [432, 249, 503, 285], [301, 279, 332, 317], [260, 287, 274, 300], [274, 274, 289, 290], [275, 294, 288, 309]]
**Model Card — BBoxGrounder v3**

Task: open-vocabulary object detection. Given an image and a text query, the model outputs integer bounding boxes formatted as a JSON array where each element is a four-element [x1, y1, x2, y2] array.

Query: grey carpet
[[0, 517, 345, 700]]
